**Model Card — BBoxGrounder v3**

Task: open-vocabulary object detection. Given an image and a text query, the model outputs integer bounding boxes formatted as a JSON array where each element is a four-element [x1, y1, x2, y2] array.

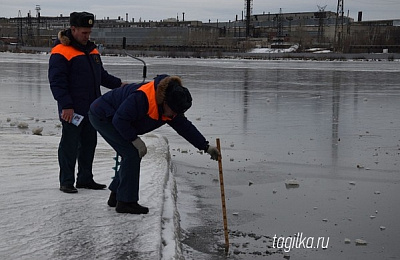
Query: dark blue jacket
[[90, 74, 209, 151], [48, 29, 121, 118]]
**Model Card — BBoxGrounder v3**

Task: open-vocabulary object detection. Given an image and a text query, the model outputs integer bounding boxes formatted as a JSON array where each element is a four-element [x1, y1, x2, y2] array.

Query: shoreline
[[3, 46, 400, 61]]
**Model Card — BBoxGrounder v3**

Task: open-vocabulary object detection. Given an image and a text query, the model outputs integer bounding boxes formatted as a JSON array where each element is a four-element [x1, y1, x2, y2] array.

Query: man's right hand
[[206, 145, 220, 161], [132, 137, 147, 158], [61, 109, 74, 123]]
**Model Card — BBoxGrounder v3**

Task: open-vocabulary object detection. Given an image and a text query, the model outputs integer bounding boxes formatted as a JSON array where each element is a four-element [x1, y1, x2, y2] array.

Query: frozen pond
[[0, 52, 399, 259]]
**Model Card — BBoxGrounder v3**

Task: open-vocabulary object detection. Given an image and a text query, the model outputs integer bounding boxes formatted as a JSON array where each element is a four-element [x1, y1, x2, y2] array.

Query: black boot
[[60, 185, 78, 193], [107, 192, 117, 207], [116, 201, 149, 214], [76, 180, 107, 190]]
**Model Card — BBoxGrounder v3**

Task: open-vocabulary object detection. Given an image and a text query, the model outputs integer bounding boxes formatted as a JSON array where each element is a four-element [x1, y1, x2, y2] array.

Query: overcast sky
[[1, 0, 399, 22]]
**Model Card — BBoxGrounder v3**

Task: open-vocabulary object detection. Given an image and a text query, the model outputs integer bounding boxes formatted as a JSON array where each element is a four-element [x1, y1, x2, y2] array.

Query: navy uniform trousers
[[58, 118, 97, 186], [88, 111, 141, 203]]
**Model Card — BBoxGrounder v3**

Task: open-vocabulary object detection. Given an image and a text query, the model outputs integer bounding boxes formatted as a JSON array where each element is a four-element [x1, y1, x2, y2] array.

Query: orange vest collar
[[51, 44, 99, 61], [138, 81, 171, 121]]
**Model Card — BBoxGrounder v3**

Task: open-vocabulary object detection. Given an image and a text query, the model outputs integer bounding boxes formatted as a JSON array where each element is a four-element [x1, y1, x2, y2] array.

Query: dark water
[[144, 58, 400, 260], [1, 53, 399, 259]]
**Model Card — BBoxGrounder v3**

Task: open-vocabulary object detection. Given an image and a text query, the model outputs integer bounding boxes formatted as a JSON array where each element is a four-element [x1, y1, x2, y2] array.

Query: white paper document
[[71, 113, 84, 126]]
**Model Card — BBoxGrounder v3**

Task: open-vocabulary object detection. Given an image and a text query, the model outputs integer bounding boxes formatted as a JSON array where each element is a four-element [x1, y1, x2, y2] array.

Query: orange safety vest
[[51, 44, 99, 61], [138, 81, 171, 121]]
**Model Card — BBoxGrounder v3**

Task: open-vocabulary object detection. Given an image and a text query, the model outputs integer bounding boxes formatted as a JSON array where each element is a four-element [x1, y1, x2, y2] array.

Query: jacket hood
[[56, 29, 96, 52], [155, 75, 182, 105], [57, 29, 72, 46]]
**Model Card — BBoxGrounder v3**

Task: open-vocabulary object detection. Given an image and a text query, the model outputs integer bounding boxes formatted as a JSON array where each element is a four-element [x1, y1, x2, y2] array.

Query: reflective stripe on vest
[[138, 81, 171, 121], [51, 44, 99, 61]]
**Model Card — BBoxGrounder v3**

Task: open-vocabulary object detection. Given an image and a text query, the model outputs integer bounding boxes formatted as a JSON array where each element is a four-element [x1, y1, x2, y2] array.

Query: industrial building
[[1, 4, 400, 53]]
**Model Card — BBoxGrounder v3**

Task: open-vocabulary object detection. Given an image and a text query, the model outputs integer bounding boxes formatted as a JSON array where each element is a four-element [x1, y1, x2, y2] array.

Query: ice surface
[[0, 133, 179, 259], [1, 52, 400, 259]]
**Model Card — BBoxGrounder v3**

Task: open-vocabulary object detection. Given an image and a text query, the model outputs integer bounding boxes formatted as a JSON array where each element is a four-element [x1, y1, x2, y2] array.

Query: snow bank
[[248, 44, 299, 53], [0, 133, 180, 259]]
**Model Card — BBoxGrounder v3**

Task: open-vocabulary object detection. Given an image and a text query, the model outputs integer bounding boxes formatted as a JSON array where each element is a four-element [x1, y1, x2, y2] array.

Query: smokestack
[[358, 11, 362, 22]]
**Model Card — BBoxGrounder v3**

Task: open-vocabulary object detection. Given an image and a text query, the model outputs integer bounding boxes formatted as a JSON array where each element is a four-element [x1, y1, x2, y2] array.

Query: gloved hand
[[132, 137, 147, 158], [206, 145, 220, 161]]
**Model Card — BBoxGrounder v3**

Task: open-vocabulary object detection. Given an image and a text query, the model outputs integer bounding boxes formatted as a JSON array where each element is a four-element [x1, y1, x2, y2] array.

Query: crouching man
[[88, 74, 220, 214]]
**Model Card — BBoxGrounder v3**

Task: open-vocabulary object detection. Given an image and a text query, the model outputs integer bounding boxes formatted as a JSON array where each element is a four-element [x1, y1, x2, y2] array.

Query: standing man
[[89, 74, 220, 214], [49, 12, 124, 193]]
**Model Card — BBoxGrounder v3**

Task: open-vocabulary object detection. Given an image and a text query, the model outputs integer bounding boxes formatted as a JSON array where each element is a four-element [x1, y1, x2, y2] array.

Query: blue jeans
[[58, 119, 96, 186], [88, 111, 141, 202]]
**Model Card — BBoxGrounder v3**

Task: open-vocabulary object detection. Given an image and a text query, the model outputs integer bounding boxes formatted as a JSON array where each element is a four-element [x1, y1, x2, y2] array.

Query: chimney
[[358, 11, 362, 22]]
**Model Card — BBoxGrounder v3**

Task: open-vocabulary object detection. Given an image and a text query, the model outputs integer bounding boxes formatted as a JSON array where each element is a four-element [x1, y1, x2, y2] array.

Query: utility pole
[[286, 16, 293, 39], [17, 10, 23, 46], [244, 0, 253, 38], [27, 11, 34, 46], [276, 8, 284, 44], [36, 5, 41, 46], [316, 5, 327, 45], [334, 0, 344, 52]]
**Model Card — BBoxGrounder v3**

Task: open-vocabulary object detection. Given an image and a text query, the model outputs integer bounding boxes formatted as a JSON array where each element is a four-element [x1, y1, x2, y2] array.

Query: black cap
[[165, 81, 192, 114], [70, 12, 94, 27]]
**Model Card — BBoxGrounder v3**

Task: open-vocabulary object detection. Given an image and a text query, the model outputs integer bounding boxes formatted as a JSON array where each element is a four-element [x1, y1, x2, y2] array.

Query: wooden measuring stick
[[216, 138, 229, 252]]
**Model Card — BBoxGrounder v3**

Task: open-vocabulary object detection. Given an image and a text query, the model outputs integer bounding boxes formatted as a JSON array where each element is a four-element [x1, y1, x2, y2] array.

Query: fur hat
[[70, 12, 94, 27]]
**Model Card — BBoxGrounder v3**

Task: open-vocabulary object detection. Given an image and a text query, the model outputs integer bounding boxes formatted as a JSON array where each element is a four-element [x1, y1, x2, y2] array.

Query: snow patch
[[248, 44, 299, 53]]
